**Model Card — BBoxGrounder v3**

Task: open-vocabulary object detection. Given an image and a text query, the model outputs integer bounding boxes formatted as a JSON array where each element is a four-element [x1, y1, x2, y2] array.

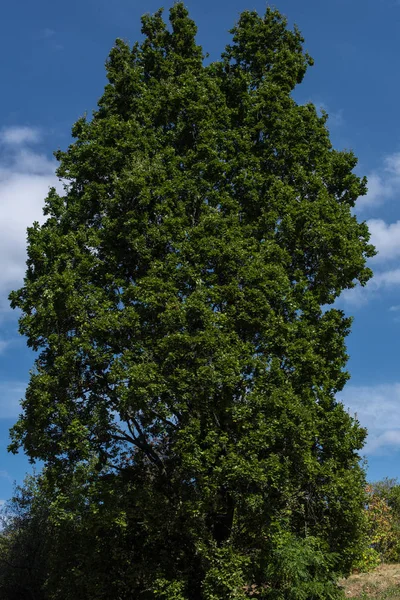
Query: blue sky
[[0, 0, 398, 502]]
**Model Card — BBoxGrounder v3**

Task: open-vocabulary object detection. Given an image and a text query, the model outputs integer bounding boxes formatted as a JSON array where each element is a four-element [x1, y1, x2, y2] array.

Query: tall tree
[[9, 4, 374, 598]]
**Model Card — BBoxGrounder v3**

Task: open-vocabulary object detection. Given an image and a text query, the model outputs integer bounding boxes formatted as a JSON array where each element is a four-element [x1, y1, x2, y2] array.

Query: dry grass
[[339, 564, 400, 599]]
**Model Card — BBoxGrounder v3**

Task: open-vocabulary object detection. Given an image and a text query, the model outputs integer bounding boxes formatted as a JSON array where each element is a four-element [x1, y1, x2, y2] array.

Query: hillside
[[340, 564, 400, 599]]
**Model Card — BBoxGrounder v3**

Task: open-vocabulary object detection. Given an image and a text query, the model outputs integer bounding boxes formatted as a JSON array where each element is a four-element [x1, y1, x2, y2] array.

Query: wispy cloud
[[0, 126, 41, 146], [341, 382, 400, 454], [373, 269, 400, 287], [341, 268, 400, 306], [0, 341, 11, 355], [41, 28, 56, 39], [34, 28, 62, 50], [0, 381, 26, 419], [315, 101, 344, 128], [389, 305, 400, 322], [384, 152, 400, 175]]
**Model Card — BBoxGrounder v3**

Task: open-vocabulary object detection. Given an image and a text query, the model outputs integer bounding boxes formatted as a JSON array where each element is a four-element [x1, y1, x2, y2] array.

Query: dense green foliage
[[0, 475, 48, 600], [6, 3, 374, 598]]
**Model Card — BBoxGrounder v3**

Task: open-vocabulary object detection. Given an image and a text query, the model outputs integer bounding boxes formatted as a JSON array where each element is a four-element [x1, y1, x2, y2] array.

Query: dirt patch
[[339, 564, 400, 598]]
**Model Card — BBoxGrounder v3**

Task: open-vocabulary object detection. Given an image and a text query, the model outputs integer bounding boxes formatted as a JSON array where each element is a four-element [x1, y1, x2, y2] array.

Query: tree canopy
[[9, 3, 374, 598]]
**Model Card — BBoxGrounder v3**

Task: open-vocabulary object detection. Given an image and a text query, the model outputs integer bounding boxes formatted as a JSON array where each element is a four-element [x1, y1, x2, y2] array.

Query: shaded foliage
[[0, 474, 48, 600]]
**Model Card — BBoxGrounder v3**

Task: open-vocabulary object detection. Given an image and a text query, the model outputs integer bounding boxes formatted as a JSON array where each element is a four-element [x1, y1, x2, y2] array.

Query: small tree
[[9, 4, 374, 598], [359, 480, 400, 568], [372, 478, 400, 519]]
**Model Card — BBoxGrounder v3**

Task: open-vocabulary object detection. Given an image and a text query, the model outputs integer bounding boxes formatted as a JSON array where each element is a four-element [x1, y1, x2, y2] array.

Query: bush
[[356, 482, 400, 571]]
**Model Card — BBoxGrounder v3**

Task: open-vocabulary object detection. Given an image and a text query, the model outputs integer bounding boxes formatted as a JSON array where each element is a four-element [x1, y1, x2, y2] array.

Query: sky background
[[0, 0, 398, 502]]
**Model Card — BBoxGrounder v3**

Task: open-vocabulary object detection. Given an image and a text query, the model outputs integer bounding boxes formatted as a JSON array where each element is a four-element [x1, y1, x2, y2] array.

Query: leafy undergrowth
[[339, 564, 400, 599]]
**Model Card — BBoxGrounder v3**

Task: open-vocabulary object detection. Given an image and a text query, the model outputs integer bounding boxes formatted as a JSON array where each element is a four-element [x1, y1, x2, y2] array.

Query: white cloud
[[341, 382, 400, 454], [339, 285, 367, 307], [0, 126, 60, 312], [339, 211, 400, 305], [0, 126, 41, 146], [331, 148, 400, 305], [357, 151, 400, 210], [367, 219, 400, 263], [340, 268, 400, 306], [0, 341, 10, 354], [0, 381, 26, 419], [359, 173, 392, 209]]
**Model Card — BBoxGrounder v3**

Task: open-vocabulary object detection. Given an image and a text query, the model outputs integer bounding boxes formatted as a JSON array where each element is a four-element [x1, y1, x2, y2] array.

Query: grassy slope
[[339, 564, 400, 599]]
